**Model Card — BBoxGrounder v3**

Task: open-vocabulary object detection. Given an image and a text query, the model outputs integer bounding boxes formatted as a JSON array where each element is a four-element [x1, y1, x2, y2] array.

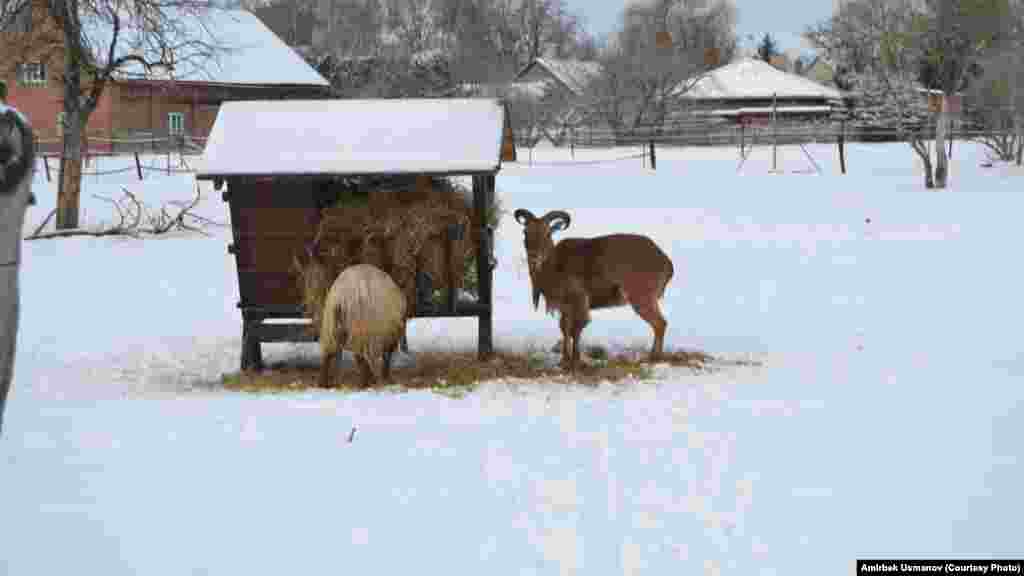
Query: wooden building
[[512, 58, 604, 100], [674, 57, 849, 125], [0, 4, 330, 153], [196, 99, 508, 370]]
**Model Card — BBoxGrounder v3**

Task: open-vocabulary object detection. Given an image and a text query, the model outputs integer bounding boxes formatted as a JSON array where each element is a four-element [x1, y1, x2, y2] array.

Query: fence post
[[649, 139, 656, 171], [771, 92, 778, 172], [838, 119, 847, 175], [947, 119, 954, 159]]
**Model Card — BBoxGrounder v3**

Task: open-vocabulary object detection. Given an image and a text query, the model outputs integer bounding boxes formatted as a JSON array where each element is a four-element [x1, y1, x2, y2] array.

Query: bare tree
[[505, 74, 579, 144], [969, 0, 1024, 164], [432, 0, 509, 84], [382, 0, 436, 56], [806, 0, 1008, 188], [0, 0, 225, 229], [914, 0, 1009, 186], [755, 32, 778, 62], [318, 0, 384, 58], [306, 0, 595, 96], [584, 0, 736, 141], [967, 49, 1024, 162]]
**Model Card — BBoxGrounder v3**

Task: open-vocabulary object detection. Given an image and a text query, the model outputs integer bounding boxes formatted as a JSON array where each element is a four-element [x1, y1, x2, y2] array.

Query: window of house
[[5, 5, 33, 33], [167, 112, 185, 135], [16, 62, 46, 87]]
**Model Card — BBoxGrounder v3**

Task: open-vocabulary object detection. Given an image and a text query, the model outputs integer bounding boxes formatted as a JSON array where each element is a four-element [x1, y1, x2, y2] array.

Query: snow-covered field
[[3, 141, 1022, 574]]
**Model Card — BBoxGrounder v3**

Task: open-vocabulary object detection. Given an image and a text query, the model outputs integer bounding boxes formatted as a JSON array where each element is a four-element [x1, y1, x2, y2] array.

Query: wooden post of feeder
[[473, 175, 494, 359], [445, 222, 463, 314]]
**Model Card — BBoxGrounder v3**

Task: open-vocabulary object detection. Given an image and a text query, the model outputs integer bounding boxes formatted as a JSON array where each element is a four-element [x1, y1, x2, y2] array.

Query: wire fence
[[30, 124, 1019, 181], [34, 133, 209, 157], [34, 136, 203, 182], [515, 152, 650, 167], [515, 122, 1021, 150]]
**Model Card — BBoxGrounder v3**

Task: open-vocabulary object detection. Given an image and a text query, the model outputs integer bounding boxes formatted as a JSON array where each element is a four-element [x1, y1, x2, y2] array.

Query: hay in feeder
[[294, 175, 496, 334]]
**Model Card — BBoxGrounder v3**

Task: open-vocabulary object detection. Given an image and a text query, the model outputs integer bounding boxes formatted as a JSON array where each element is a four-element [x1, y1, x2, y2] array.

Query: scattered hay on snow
[[222, 347, 719, 394]]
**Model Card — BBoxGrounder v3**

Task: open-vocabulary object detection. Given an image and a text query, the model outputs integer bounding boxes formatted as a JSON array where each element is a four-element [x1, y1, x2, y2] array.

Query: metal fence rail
[[34, 134, 209, 157], [515, 123, 1020, 149]]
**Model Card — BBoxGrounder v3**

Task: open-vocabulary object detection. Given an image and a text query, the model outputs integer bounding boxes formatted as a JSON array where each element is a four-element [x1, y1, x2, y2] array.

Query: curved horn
[[542, 210, 571, 232], [514, 208, 536, 225]]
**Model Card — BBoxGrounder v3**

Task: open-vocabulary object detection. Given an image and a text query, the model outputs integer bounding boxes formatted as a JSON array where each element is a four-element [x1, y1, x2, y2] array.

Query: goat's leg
[[356, 355, 375, 388], [382, 341, 399, 384], [631, 299, 668, 361], [318, 351, 337, 388], [559, 313, 573, 369], [570, 323, 585, 373]]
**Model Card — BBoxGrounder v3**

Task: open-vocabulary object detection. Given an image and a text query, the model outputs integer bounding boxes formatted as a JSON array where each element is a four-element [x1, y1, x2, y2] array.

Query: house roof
[[515, 58, 603, 96], [678, 57, 844, 101], [692, 105, 836, 117], [83, 8, 328, 87], [196, 98, 506, 178]]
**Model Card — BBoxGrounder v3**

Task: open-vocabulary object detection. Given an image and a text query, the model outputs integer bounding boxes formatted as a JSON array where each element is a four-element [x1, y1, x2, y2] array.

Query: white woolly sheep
[[318, 263, 408, 389]]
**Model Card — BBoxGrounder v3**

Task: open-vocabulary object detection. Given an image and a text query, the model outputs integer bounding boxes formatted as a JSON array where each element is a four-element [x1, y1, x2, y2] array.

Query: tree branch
[[26, 186, 212, 240]]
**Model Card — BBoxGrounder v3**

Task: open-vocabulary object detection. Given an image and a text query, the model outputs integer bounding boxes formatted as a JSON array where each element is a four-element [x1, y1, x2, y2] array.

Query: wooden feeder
[[196, 98, 507, 371]]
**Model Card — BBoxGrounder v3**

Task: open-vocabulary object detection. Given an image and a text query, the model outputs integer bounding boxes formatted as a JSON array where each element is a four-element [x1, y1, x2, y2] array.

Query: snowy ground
[[3, 141, 1022, 574]]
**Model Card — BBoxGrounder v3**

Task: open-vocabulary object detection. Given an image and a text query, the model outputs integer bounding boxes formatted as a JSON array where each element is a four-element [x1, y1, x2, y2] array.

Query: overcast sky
[[563, 0, 838, 55]]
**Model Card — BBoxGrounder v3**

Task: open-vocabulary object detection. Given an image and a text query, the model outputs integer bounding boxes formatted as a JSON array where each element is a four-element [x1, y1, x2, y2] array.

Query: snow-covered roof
[[196, 99, 506, 178], [83, 8, 328, 87], [517, 58, 603, 96], [678, 57, 844, 101], [692, 105, 836, 117], [506, 80, 552, 100]]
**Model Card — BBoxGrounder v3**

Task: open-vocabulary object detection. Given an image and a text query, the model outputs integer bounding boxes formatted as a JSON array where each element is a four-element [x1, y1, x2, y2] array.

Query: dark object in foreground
[[514, 208, 675, 373], [0, 105, 36, 435]]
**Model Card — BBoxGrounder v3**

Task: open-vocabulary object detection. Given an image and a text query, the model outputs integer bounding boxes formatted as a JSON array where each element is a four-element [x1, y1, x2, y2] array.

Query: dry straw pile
[[295, 175, 497, 333]]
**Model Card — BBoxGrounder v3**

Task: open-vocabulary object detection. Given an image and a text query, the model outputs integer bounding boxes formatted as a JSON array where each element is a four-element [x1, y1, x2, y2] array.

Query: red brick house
[[0, 4, 330, 153]]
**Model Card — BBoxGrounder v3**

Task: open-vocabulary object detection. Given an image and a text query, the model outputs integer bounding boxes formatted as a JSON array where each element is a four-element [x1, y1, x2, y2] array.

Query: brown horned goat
[[514, 209, 674, 372], [318, 263, 408, 389]]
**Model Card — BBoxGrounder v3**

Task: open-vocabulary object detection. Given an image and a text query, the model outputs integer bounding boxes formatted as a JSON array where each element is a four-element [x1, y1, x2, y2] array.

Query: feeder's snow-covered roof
[[677, 57, 844, 101], [83, 8, 328, 87], [196, 99, 506, 178]]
